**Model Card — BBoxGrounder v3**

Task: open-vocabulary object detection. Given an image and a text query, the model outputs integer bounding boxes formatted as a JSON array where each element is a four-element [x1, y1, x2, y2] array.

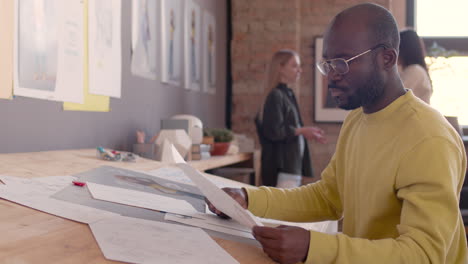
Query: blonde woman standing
[[256, 50, 327, 188]]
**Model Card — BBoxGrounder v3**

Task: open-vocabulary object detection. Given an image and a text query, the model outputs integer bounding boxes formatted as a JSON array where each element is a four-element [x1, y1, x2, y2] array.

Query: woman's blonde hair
[[258, 49, 299, 120]]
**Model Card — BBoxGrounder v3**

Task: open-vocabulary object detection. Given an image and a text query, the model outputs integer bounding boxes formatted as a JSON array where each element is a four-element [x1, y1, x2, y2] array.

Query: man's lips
[[328, 86, 345, 97]]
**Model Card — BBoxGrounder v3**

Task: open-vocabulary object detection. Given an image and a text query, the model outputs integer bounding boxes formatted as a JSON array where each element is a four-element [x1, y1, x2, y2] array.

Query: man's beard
[[340, 69, 385, 110]]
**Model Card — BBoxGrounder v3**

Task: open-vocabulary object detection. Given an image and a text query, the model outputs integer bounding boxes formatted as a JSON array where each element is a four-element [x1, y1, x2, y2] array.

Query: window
[[415, 0, 468, 37], [410, 0, 468, 125]]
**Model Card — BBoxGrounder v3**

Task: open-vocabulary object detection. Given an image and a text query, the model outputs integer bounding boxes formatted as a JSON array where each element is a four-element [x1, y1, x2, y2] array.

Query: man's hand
[[205, 187, 248, 219], [253, 225, 310, 264]]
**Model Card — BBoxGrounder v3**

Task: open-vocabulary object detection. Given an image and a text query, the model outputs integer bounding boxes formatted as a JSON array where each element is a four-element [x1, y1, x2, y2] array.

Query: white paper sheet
[[0, 179, 118, 224], [87, 182, 197, 216], [0, 175, 76, 195], [260, 218, 338, 234], [90, 215, 239, 264], [13, 0, 84, 103], [166, 211, 337, 240], [88, 0, 122, 98], [176, 163, 263, 228], [147, 166, 238, 188], [165, 212, 255, 240]]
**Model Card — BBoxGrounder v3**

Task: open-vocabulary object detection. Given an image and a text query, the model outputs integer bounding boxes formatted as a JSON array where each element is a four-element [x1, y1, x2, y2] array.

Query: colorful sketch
[[203, 11, 216, 94], [114, 175, 201, 199], [161, 0, 182, 85], [184, 1, 201, 90], [131, 0, 158, 80]]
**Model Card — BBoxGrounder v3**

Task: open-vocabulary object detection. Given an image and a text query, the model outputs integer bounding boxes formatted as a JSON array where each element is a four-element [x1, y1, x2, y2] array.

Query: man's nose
[[327, 68, 343, 83]]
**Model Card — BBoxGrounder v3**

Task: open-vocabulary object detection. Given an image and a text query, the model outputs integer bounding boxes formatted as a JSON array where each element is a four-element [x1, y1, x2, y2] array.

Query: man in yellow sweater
[[208, 3, 467, 264]]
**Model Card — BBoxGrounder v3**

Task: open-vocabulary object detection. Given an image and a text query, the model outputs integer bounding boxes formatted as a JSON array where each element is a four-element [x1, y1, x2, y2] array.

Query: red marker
[[72, 181, 86, 187]]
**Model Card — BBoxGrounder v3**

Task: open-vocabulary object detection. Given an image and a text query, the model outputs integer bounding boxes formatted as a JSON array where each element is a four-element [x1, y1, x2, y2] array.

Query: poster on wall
[[88, 0, 122, 98], [161, 0, 182, 86], [202, 11, 216, 94], [131, 0, 158, 80], [14, 0, 84, 103], [183, 0, 201, 91]]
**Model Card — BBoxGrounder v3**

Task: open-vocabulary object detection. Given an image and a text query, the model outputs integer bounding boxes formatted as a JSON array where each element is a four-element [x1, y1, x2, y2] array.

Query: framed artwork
[[202, 11, 216, 94], [314, 37, 349, 123], [161, 0, 182, 86], [183, 0, 201, 91], [131, 0, 158, 80]]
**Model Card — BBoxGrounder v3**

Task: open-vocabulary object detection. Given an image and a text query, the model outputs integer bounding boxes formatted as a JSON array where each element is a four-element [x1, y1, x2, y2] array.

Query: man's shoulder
[[402, 99, 462, 146]]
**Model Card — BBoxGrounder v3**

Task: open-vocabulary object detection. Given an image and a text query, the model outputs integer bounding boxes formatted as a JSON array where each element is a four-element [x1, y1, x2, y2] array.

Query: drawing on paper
[[161, 0, 182, 85], [203, 11, 216, 94], [88, 0, 122, 98], [184, 0, 201, 90], [131, 0, 158, 80], [94, 0, 113, 70], [18, 0, 57, 91]]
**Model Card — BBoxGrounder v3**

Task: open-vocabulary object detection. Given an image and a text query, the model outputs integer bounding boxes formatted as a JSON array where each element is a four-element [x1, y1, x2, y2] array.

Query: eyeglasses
[[317, 44, 386, 76]]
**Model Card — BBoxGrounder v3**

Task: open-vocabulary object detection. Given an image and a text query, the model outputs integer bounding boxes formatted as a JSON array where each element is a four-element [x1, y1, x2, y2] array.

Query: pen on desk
[[72, 181, 86, 187]]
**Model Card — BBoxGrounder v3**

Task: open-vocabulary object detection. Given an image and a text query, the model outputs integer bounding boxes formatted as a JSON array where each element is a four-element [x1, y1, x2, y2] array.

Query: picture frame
[[314, 37, 349, 123]]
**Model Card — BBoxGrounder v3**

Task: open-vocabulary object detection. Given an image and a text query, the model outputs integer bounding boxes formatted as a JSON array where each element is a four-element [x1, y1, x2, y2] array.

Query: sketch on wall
[[17, 0, 57, 92], [202, 11, 216, 94], [88, 0, 122, 98], [14, 0, 84, 103], [161, 0, 182, 86], [183, 0, 201, 91], [131, 0, 158, 80]]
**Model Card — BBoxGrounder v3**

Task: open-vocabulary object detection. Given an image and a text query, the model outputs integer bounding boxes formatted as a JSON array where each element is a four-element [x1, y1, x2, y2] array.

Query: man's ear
[[382, 48, 398, 70]]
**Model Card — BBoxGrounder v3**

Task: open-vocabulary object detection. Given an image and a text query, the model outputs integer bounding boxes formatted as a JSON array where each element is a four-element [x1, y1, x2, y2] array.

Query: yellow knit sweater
[[247, 91, 467, 263]]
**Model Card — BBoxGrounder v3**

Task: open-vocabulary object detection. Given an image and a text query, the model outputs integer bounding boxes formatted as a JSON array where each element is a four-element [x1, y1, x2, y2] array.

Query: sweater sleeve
[[261, 89, 297, 142], [304, 137, 466, 263], [246, 154, 343, 222]]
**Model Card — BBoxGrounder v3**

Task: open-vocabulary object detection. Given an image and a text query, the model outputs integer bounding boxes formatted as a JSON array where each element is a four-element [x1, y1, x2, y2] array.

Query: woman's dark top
[[255, 83, 313, 186]]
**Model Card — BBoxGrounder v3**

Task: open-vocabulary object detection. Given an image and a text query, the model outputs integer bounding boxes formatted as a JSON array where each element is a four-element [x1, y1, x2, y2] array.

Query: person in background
[[212, 3, 467, 263], [398, 28, 433, 104], [255, 50, 327, 188]]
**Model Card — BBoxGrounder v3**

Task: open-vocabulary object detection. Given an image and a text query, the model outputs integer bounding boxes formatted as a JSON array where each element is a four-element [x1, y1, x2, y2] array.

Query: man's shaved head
[[329, 3, 399, 51]]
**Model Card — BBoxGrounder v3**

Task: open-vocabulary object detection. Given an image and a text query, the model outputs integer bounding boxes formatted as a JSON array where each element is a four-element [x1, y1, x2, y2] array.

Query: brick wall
[[231, 0, 393, 182]]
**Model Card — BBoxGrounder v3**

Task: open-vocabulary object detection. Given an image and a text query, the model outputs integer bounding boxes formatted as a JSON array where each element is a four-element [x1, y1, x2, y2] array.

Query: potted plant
[[202, 129, 215, 146], [204, 128, 233, 156]]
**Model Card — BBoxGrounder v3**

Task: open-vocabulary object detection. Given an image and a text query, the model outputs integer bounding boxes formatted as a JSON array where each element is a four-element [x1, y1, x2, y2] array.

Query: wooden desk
[[0, 149, 274, 264]]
